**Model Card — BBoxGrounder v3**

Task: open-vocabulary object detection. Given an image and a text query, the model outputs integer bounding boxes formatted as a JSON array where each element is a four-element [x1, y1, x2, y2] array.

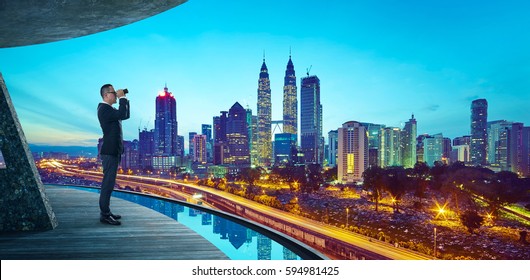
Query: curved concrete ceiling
[[0, 0, 187, 48]]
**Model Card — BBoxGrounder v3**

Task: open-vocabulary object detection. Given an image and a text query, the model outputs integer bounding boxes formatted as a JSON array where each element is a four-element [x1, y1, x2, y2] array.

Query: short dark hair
[[100, 84, 113, 98]]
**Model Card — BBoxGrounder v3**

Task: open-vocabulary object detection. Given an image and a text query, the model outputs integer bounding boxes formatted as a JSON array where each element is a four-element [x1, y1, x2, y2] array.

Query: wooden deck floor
[[0, 186, 228, 260]]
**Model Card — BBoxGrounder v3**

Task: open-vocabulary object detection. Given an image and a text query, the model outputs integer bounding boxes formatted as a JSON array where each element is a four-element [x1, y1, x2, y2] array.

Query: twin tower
[[256, 53, 323, 167]]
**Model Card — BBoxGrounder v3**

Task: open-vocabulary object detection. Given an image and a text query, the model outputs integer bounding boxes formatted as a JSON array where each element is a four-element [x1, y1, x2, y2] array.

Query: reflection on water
[[66, 186, 301, 260]]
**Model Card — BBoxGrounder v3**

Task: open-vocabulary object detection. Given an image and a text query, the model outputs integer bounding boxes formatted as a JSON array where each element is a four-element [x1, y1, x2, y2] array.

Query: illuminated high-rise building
[[225, 102, 250, 167], [257, 57, 272, 167], [470, 99, 488, 166], [487, 120, 512, 166], [337, 121, 368, 183], [522, 127, 530, 177], [202, 124, 213, 163], [213, 112, 228, 165], [138, 128, 154, 169], [246, 108, 259, 167], [401, 114, 417, 168], [283, 53, 297, 138], [494, 122, 525, 173], [121, 140, 139, 170], [188, 132, 197, 157], [154, 85, 178, 155], [424, 133, 444, 166], [360, 122, 385, 167], [379, 127, 401, 167], [192, 134, 207, 164], [300, 75, 323, 165], [273, 133, 297, 165], [327, 130, 338, 167]]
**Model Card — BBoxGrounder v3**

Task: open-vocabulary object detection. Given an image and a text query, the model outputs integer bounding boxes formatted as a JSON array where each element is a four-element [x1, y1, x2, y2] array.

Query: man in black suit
[[97, 84, 130, 225]]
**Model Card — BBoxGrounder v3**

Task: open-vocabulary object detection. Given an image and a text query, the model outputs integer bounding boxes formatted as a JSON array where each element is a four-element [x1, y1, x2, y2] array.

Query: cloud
[[424, 104, 440, 112]]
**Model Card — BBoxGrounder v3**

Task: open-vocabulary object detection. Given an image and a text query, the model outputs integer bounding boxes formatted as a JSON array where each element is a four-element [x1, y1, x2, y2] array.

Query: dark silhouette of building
[[154, 85, 178, 156], [139, 128, 154, 170], [213, 111, 228, 165], [401, 114, 417, 168], [225, 102, 250, 167], [274, 133, 297, 165], [153, 85, 181, 171], [300, 75, 323, 165], [470, 99, 488, 166]]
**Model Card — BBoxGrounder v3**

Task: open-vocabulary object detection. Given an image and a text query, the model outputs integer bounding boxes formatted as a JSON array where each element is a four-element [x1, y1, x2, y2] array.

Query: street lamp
[[346, 207, 349, 229], [433, 227, 437, 259], [434, 200, 449, 220]]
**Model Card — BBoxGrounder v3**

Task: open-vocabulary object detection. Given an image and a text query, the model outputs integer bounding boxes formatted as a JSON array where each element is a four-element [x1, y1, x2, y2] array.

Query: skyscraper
[[192, 134, 207, 164], [154, 85, 178, 155], [138, 128, 154, 169], [442, 137, 452, 164], [327, 130, 338, 167], [470, 99, 488, 166], [225, 102, 250, 166], [257, 57, 272, 167], [360, 122, 386, 167], [401, 114, 417, 168], [424, 133, 444, 166], [213, 112, 228, 165], [273, 133, 297, 165], [246, 108, 258, 167], [202, 124, 213, 163], [337, 121, 368, 183], [521, 127, 530, 177], [487, 120, 512, 166], [300, 75, 323, 165], [283, 53, 297, 137], [379, 127, 401, 167], [189, 132, 197, 156]]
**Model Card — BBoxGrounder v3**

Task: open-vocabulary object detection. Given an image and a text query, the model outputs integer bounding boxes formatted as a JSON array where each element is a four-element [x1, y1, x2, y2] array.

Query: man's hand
[[116, 89, 126, 98]]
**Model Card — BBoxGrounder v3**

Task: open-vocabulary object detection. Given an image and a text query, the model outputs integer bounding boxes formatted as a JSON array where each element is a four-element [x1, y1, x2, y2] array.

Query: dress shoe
[[100, 215, 121, 225], [110, 213, 121, 220]]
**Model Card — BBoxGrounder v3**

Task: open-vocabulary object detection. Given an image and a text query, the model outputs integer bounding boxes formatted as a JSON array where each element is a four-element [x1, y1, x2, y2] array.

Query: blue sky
[[1, 0, 529, 148]]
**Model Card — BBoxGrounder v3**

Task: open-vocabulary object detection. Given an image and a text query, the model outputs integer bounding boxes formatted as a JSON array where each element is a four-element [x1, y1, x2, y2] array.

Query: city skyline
[[1, 0, 530, 148]]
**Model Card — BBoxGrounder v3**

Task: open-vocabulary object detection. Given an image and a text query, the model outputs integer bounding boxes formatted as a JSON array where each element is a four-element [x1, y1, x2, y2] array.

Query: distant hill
[[29, 144, 98, 157]]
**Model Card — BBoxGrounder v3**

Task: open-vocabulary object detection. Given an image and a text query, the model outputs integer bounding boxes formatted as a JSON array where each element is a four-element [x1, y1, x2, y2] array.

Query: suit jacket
[[98, 98, 130, 156]]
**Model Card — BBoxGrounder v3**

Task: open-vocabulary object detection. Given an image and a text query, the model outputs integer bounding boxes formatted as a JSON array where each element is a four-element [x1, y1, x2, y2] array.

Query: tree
[[440, 165, 493, 215], [362, 166, 385, 211], [272, 164, 305, 192], [304, 164, 323, 193], [476, 171, 526, 217], [383, 166, 408, 213], [430, 161, 447, 190], [240, 167, 261, 187], [412, 162, 430, 209], [460, 210, 484, 234], [323, 166, 338, 182]]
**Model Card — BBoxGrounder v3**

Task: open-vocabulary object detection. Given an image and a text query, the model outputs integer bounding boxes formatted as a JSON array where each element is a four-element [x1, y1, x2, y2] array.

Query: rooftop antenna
[[306, 65, 312, 76]]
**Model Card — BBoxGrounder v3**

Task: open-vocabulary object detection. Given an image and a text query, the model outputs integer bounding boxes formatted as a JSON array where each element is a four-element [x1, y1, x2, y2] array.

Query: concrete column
[[0, 73, 58, 231]]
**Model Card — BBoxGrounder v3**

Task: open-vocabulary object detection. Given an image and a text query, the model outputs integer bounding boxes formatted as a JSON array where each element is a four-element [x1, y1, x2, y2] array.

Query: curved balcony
[[0, 185, 327, 260]]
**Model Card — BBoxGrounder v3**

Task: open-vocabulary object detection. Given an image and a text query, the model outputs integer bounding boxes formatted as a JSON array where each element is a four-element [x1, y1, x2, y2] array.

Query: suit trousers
[[100, 154, 120, 217]]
